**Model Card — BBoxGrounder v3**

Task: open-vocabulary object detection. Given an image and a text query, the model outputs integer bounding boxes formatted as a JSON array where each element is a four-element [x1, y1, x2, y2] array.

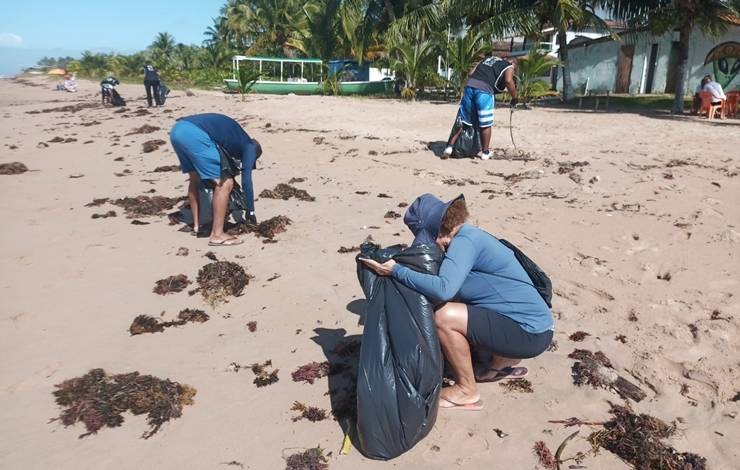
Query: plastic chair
[[698, 91, 724, 119], [725, 91, 739, 118]]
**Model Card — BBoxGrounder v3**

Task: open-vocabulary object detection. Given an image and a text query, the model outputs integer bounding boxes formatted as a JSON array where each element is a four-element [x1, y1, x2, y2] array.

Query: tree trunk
[[383, 0, 396, 22], [672, 24, 691, 114], [558, 29, 573, 101]]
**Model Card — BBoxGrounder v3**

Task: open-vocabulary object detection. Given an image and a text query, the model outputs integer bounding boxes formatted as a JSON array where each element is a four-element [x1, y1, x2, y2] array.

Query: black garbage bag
[[448, 113, 481, 158], [156, 82, 170, 105], [110, 88, 126, 107], [354, 242, 444, 460]]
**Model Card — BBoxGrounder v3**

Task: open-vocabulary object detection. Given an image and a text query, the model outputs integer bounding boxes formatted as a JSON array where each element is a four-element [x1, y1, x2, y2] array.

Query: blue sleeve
[[240, 141, 257, 212], [391, 235, 476, 301]]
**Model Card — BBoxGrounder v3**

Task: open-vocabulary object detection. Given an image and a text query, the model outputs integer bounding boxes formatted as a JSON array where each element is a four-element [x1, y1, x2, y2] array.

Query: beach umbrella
[[47, 68, 67, 76]]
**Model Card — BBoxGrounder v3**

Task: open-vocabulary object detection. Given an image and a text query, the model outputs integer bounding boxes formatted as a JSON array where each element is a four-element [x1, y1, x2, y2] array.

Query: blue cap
[[403, 193, 465, 246]]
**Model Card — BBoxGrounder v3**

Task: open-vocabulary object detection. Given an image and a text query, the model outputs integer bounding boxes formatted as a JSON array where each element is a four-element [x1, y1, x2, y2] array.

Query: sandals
[[475, 366, 528, 383], [208, 237, 243, 247], [439, 397, 483, 411]]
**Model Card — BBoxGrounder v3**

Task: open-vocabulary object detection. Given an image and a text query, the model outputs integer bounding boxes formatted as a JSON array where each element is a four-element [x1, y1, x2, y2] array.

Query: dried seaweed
[[112, 195, 184, 217], [557, 161, 590, 174], [131, 220, 149, 225], [153, 274, 191, 295], [52, 368, 196, 438], [129, 309, 209, 336], [127, 124, 160, 135], [533, 441, 557, 469], [337, 246, 360, 253], [384, 210, 401, 219], [568, 331, 591, 342], [197, 261, 249, 306], [285, 447, 328, 470], [291, 402, 329, 422], [91, 210, 117, 219], [176, 247, 189, 256], [292, 362, 331, 384], [153, 165, 180, 172], [27, 102, 99, 114], [589, 404, 706, 470], [247, 321, 257, 332], [377, 193, 392, 198], [227, 216, 292, 241], [259, 183, 315, 202], [288, 177, 306, 183], [0, 162, 28, 175], [251, 360, 279, 387], [499, 379, 534, 393], [142, 139, 167, 153]]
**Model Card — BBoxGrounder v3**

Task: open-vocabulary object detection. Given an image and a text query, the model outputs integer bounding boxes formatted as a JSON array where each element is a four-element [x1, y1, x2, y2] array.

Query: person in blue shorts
[[170, 113, 261, 246], [361, 194, 553, 410], [444, 56, 518, 160]]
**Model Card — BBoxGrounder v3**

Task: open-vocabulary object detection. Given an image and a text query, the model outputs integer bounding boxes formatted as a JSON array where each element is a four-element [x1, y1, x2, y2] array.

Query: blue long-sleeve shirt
[[181, 113, 258, 212], [391, 224, 554, 333]]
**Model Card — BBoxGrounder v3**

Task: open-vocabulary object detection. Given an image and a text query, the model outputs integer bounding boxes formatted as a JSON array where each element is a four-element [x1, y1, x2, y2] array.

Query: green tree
[[444, 28, 491, 94], [78, 51, 109, 77], [602, 0, 739, 113], [149, 32, 177, 68], [388, 34, 437, 99], [516, 45, 560, 104], [225, 0, 312, 57]]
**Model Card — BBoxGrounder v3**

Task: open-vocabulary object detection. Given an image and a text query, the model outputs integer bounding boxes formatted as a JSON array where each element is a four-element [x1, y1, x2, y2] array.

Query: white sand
[[1, 75, 738, 469]]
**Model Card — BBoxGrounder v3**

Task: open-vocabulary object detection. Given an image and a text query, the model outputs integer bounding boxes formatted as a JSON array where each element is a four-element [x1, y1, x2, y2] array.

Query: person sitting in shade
[[703, 74, 726, 105]]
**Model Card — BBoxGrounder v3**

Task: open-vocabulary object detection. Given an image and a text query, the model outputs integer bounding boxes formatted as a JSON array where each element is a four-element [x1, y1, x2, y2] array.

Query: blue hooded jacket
[[392, 194, 554, 334]]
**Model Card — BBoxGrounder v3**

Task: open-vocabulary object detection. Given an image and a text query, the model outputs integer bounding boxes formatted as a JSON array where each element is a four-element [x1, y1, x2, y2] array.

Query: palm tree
[[445, 28, 491, 95], [454, 0, 613, 101], [602, 0, 739, 113], [150, 32, 177, 68], [287, 0, 343, 60], [388, 34, 437, 99], [516, 45, 560, 104], [225, 0, 312, 57]]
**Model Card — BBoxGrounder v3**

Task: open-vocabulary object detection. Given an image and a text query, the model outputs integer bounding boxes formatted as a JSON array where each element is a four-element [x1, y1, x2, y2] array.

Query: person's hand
[[359, 258, 396, 276], [510, 97, 519, 107]]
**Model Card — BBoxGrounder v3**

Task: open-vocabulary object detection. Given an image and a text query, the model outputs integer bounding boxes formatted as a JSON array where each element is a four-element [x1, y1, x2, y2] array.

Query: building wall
[[563, 26, 740, 94]]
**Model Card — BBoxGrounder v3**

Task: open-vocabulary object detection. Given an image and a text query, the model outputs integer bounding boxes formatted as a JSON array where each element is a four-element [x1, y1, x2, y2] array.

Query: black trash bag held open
[[354, 242, 444, 460], [156, 82, 170, 105], [448, 113, 481, 158]]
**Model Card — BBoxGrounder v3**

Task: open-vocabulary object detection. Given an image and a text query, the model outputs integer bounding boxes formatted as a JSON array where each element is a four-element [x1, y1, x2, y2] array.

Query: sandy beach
[[1, 75, 739, 469]]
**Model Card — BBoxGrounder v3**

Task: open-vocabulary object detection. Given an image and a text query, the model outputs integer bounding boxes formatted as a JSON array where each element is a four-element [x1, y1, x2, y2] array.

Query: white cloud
[[0, 32, 24, 48]]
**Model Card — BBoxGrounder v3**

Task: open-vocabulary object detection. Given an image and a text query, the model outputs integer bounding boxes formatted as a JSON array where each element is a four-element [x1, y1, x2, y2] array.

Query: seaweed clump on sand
[[251, 360, 279, 387], [569, 349, 613, 388], [227, 216, 292, 241], [499, 378, 534, 393], [52, 368, 196, 439], [569, 331, 591, 342], [337, 246, 360, 254], [153, 274, 191, 295], [285, 447, 329, 470], [384, 211, 401, 219], [589, 404, 706, 470], [127, 124, 160, 135], [129, 309, 209, 335], [259, 183, 315, 202], [291, 402, 329, 422], [197, 261, 249, 305], [0, 162, 29, 175], [153, 165, 180, 172], [291, 361, 334, 384], [113, 195, 184, 217], [533, 441, 557, 469], [142, 139, 167, 153]]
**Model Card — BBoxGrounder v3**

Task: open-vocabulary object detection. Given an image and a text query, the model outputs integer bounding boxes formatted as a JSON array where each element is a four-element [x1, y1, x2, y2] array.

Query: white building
[[563, 24, 740, 94]]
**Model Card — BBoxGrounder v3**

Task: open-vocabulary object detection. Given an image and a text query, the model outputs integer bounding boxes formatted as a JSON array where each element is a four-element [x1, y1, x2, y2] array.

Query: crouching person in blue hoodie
[[361, 194, 554, 410], [170, 113, 261, 246]]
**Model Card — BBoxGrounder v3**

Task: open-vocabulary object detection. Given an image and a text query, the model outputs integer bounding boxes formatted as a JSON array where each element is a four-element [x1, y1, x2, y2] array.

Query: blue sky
[[0, 0, 224, 75]]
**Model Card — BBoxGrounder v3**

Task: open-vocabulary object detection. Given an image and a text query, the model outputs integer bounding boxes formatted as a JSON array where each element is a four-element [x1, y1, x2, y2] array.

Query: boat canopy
[[232, 56, 323, 83]]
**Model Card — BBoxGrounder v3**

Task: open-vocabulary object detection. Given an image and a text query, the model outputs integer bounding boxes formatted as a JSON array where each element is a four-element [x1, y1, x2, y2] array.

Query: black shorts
[[466, 305, 553, 359]]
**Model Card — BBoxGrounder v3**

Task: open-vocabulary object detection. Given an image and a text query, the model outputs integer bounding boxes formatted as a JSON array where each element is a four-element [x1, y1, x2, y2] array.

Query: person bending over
[[444, 56, 518, 160], [170, 113, 261, 246], [362, 194, 553, 410]]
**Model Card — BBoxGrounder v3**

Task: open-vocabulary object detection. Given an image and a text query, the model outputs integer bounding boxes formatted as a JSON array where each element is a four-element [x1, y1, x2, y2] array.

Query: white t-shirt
[[703, 81, 726, 101]]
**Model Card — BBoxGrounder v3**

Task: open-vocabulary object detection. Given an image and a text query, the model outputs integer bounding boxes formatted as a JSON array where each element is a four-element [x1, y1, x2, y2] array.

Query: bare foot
[[439, 385, 480, 408]]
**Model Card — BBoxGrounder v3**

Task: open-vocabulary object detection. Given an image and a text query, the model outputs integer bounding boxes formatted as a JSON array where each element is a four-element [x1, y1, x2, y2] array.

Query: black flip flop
[[475, 366, 528, 383]]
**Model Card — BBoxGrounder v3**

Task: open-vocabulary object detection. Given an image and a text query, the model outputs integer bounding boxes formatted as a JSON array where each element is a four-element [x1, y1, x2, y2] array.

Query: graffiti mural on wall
[[704, 41, 740, 88]]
